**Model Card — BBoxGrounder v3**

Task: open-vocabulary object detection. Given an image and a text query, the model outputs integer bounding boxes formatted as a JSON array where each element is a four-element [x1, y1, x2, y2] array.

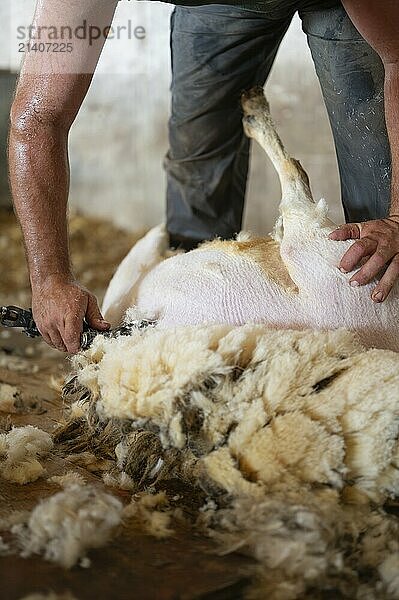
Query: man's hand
[[31, 275, 110, 353], [329, 216, 399, 302]]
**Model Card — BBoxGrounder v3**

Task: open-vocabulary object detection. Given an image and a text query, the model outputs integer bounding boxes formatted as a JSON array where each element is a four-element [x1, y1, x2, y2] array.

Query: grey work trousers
[[165, 2, 391, 249]]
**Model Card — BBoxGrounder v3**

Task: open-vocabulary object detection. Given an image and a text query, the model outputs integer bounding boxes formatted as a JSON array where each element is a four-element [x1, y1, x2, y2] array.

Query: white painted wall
[[1, 1, 343, 234]]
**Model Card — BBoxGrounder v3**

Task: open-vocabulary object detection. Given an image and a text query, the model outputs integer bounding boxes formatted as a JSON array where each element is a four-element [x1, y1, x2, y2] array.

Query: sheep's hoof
[[241, 86, 271, 139], [241, 86, 270, 118]]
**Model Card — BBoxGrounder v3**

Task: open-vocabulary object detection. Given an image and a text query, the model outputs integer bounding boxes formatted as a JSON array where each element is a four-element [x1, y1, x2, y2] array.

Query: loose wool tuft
[[48, 471, 87, 488], [123, 492, 175, 539], [0, 426, 53, 484], [0, 383, 21, 413], [11, 480, 123, 569]]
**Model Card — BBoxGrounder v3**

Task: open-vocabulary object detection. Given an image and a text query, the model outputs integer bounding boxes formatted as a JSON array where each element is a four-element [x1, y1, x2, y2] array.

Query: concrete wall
[[1, 1, 344, 234]]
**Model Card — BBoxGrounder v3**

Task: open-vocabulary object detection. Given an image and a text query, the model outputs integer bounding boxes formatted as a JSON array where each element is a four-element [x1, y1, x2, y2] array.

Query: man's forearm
[[8, 77, 111, 353], [8, 0, 118, 288], [9, 116, 72, 287], [384, 63, 399, 216]]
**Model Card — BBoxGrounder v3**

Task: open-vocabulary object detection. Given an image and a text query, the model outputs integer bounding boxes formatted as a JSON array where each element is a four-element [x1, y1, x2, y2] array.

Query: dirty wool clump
[[0, 383, 22, 413], [0, 425, 53, 484], [205, 491, 399, 599], [66, 323, 399, 599], [123, 491, 176, 539], [11, 479, 123, 569]]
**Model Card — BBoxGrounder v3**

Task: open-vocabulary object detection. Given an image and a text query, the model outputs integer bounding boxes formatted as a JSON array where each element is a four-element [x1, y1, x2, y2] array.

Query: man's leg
[[301, 4, 391, 223], [166, 5, 293, 249]]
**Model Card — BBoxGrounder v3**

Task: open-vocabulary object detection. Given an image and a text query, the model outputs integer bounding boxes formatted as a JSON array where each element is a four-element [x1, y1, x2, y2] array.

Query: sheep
[[102, 86, 399, 352]]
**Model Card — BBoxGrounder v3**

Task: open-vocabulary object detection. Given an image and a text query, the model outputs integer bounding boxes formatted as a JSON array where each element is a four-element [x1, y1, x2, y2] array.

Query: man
[[8, 0, 399, 354]]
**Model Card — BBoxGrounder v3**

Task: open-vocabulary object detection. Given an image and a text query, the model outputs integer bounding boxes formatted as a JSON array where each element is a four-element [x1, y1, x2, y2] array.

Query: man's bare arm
[[330, 0, 399, 302], [9, 0, 118, 352]]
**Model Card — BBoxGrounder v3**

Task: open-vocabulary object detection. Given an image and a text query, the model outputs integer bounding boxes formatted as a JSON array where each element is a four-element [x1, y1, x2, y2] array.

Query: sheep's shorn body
[[103, 87, 399, 352]]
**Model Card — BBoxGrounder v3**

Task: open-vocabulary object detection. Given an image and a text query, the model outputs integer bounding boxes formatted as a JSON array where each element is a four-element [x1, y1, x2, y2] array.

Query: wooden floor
[[0, 332, 251, 600]]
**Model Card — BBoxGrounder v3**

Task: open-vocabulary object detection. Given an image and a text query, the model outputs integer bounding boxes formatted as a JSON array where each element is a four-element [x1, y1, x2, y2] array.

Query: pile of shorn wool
[[64, 322, 399, 599]]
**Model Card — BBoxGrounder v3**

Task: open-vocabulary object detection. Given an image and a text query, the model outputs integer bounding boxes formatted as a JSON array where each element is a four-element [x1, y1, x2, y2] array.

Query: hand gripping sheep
[[104, 87, 394, 352]]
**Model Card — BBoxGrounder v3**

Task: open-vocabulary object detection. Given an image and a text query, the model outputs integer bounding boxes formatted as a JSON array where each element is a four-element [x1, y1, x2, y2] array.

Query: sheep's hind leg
[[241, 86, 346, 302], [241, 86, 335, 233]]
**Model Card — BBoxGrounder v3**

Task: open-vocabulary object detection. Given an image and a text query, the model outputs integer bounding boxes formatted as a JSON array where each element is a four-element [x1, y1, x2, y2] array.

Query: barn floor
[[0, 210, 252, 600]]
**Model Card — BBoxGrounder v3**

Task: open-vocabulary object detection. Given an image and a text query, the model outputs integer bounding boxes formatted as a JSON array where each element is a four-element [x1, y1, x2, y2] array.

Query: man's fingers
[[63, 315, 84, 354], [323, 217, 399, 301], [86, 295, 110, 331], [371, 256, 399, 303], [329, 223, 361, 241], [47, 327, 67, 353], [339, 237, 377, 273], [39, 329, 54, 349], [36, 321, 63, 351], [349, 244, 395, 286], [349, 252, 388, 287]]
